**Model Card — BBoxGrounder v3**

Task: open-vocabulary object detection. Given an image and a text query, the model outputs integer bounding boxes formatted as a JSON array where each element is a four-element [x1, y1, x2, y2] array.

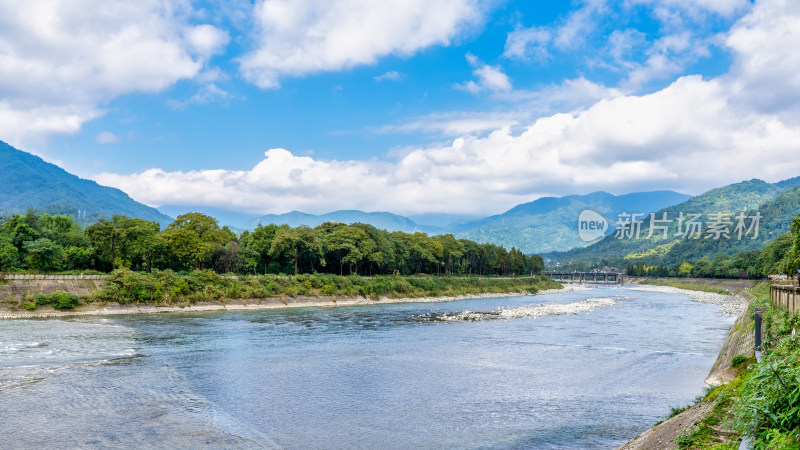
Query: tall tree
[[162, 213, 229, 269], [269, 226, 324, 275]]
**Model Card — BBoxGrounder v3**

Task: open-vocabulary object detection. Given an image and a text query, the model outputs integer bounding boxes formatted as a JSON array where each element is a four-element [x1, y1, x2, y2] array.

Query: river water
[[0, 286, 735, 449]]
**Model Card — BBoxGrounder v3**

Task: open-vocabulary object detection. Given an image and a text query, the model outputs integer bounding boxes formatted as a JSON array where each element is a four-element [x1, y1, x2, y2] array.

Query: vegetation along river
[[0, 286, 736, 448]]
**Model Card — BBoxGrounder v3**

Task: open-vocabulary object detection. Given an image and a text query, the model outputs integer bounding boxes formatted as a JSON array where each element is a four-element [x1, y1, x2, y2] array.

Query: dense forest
[[553, 181, 800, 270], [624, 212, 800, 279], [0, 210, 544, 277]]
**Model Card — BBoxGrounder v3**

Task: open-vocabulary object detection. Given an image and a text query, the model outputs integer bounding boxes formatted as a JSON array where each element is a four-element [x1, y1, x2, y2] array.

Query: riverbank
[[0, 282, 587, 320], [0, 271, 563, 319], [618, 278, 760, 449]]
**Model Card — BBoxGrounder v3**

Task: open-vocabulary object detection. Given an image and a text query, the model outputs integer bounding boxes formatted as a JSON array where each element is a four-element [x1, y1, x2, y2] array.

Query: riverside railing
[[769, 278, 800, 314], [0, 273, 105, 280]]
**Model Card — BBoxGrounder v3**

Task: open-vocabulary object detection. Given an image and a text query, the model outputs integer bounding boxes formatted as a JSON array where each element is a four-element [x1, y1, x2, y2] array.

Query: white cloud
[[95, 0, 800, 216], [503, 26, 550, 61], [455, 53, 512, 94], [0, 0, 227, 146], [239, 0, 486, 88], [507, 0, 752, 92], [554, 0, 607, 50], [95, 131, 119, 145], [629, 0, 751, 20], [0, 101, 101, 147], [725, 0, 800, 114], [621, 32, 695, 90], [96, 75, 800, 216], [168, 83, 232, 109], [374, 71, 404, 82], [185, 24, 230, 60]]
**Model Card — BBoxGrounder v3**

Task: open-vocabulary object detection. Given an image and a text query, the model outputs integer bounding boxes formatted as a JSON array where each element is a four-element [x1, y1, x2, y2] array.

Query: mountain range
[[3, 140, 797, 262], [451, 190, 691, 253], [551, 178, 800, 266], [240, 191, 691, 254], [0, 141, 172, 226]]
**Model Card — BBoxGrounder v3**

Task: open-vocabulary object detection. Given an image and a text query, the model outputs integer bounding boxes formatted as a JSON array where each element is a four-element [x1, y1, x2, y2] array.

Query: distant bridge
[[543, 271, 626, 285]]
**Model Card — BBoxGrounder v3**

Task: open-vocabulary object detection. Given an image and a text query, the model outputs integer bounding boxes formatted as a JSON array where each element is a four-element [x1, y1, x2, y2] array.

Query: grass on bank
[[3, 269, 562, 311]]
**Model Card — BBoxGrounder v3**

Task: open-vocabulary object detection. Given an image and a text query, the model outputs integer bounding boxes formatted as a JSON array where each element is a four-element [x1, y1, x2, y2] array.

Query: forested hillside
[[455, 190, 690, 253], [552, 179, 799, 269], [0, 141, 172, 226]]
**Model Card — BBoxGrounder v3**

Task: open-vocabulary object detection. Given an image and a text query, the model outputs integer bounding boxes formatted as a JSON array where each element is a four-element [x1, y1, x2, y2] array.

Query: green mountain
[[0, 140, 173, 226], [454, 190, 691, 254], [552, 178, 800, 267], [245, 210, 426, 233]]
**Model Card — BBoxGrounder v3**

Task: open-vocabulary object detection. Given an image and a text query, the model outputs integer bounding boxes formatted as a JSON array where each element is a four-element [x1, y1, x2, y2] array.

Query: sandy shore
[[0, 284, 590, 320], [625, 284, 748, 314]]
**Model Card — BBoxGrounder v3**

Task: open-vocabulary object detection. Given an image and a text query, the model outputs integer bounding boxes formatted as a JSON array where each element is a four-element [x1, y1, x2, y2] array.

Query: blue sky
[[2, 0, 799, 217]]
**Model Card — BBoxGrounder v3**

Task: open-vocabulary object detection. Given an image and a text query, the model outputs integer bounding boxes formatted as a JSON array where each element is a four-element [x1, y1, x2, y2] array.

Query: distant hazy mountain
[[157, 205, 252, 231], [245, 210, 429, 233], [552, 178, 799, 265], [406, 213, 482, 228], [454, 190, 691, 254], [0, 140, 173, 226]]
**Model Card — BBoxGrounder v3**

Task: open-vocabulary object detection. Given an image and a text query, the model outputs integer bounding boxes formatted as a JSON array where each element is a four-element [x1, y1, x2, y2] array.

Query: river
[[0, 286, 735, 449]]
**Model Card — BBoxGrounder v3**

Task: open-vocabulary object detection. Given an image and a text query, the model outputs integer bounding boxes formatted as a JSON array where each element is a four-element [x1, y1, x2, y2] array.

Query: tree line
[[625, 213, 800, 279], [0, 210, 544, 276]]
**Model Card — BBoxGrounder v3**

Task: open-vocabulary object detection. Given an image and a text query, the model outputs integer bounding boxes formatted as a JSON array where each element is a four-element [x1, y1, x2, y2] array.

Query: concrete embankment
[[0, 278, 106, 300], [617, 278, 760, 450]]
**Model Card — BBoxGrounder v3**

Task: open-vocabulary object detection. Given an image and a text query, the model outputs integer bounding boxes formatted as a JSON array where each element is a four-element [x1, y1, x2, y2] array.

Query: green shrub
[[51, 291, 79, 309], [33, 290, 79, 309], [731, 354, 748, 367], [734, 335, 800, 447], [23, 301, 36, 310]]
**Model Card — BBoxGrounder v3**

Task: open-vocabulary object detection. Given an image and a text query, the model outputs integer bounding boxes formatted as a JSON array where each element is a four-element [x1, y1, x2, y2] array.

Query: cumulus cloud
[[724, 0, 800, 114], [455, 53, 512, 94], [96, 0, 800, 216], [97, 77, 800, 216], [0, 0, 227, 146], [239, 0, 486, 88]]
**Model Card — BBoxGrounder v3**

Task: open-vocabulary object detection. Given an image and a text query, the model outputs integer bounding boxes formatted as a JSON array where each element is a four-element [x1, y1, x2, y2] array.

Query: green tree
[[530, 254, 545, 274], [677, 261, 693, 277], [269, 225, 324, 275], [790, 214, 800, 274], [118, 217, 164, 271], [64, 246, 91, 270], [23, 238, 64, 271], [239, 224, 278, 274], [324, 225, 375, 275], [85, 218, 120, 270], [162, 213, 229, 269], [0, 234, 19, 271], [436, 234, 464, 275]]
